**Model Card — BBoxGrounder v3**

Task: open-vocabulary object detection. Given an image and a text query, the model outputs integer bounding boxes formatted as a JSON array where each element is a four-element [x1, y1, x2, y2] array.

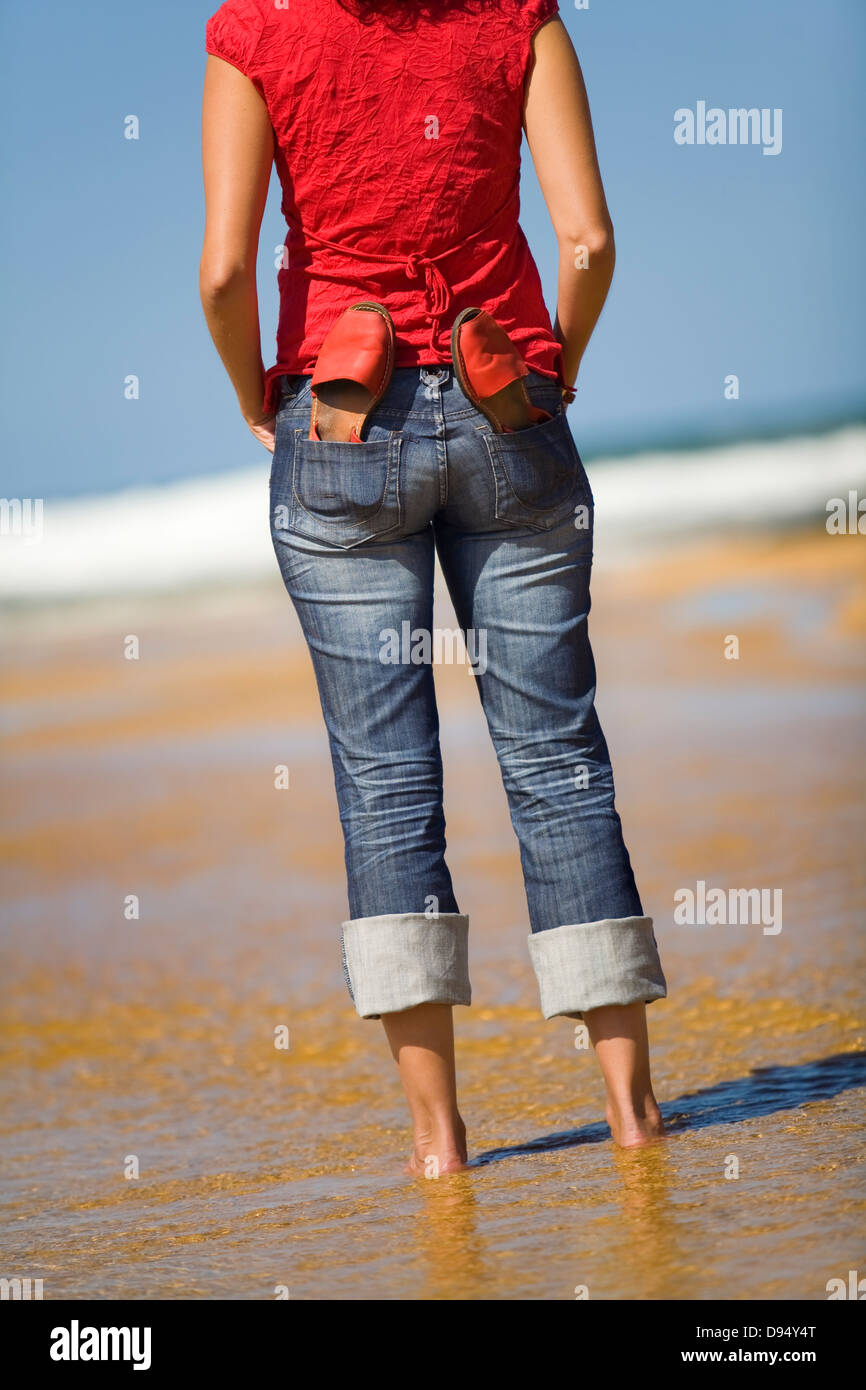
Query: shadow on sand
[[469, 1050, 866, 1167]]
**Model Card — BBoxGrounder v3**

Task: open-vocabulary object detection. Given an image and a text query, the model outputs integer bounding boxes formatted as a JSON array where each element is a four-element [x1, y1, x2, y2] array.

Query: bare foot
[[405, 1113, 468, 1177], [606, 1096, 665, 1149]]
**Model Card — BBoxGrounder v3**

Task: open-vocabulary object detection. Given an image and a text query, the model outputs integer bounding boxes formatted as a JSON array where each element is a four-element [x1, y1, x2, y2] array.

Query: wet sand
[[1, 524, 864, 1300]]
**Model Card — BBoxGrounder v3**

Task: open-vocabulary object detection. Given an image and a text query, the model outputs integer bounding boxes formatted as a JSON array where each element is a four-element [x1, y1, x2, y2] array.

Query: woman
[[200, 0, 666, 1171]]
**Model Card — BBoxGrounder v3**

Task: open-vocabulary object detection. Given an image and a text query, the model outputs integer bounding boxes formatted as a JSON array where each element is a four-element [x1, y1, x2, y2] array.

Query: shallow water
[[1, 528, 864, 1300]]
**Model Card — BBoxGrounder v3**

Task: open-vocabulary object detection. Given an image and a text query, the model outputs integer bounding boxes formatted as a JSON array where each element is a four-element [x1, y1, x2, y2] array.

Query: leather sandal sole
[[310, 302, 396, 443], [450, 306, 548, 434]]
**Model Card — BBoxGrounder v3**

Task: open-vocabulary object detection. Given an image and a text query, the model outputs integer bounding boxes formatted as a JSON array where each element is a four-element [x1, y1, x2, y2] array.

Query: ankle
[[415, 1105, 464, 1137], [605, 1087, 659, 1124], [413, 1107, 465, 1154]]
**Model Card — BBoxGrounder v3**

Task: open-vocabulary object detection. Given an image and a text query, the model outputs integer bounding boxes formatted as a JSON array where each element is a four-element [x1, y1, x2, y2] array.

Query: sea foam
[[1, 426, 863, 602]]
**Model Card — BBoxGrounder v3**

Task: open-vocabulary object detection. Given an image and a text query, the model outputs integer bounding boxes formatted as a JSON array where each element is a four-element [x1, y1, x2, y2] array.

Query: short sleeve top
[[206, 0, 562, 415], [205, 0, 266, 87]]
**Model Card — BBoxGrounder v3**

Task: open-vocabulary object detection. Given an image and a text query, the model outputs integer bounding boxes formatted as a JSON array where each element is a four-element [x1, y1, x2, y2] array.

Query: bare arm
[[200, 55, 275, 450], [523, 18, 615, 393]]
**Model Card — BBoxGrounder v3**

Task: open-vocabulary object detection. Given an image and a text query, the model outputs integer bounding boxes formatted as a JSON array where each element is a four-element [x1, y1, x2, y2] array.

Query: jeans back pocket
[[281, 429, 402, 549], [482, 411, 592, 532]]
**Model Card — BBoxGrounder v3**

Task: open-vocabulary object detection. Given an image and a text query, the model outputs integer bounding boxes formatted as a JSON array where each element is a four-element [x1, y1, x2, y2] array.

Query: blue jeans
[[269, 366, 666, 1020]]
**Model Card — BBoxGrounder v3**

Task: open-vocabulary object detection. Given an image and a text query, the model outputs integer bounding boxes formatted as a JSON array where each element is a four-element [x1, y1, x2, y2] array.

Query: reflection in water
[[609, 1145, 681, 1300], [416, 1174, 485, 1299]]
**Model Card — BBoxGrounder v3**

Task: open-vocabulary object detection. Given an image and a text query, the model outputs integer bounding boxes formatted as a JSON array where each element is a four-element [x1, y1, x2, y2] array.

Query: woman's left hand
[[245, 412, 277, 453]]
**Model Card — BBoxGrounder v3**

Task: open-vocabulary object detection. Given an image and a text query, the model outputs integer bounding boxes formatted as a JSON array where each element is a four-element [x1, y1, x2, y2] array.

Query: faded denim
[[269, 365, 666, 1020]]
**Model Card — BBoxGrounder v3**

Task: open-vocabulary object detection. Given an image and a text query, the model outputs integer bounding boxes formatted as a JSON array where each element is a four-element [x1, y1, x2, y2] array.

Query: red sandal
[[451, 306, 552, 433], [309, 301, 396, 442]]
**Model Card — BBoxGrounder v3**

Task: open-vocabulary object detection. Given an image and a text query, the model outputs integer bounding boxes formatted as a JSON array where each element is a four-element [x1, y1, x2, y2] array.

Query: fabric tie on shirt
[[281, 182, 519, 357], [404, 255, 453, 351]]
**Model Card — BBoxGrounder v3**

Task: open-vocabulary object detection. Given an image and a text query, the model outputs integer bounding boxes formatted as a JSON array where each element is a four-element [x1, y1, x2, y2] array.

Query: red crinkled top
[[206, 0, 563, 416]]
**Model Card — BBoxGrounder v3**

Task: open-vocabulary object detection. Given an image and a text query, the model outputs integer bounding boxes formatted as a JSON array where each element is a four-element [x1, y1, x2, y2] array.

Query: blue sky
[[1, 0, 864, 499]]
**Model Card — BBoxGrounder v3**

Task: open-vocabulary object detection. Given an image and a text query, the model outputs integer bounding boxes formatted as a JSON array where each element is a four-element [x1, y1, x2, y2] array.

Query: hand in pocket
[[245, 411, 277, 454]]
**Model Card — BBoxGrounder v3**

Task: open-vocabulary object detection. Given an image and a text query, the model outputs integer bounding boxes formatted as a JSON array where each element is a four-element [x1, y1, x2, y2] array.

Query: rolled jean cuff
[[527, 916, 667, 1020], [341, 912, 471, 1019]]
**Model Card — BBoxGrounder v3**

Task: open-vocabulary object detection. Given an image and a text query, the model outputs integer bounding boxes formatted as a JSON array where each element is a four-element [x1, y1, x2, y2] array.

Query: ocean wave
[[1, 426, 863, 602]]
